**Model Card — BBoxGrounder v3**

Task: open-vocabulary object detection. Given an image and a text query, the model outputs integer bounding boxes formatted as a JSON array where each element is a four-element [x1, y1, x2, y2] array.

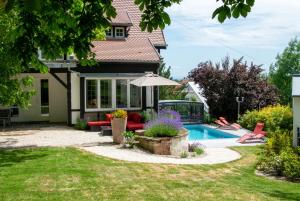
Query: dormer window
[[106, 28, 112, 37], [115, 27, 125, 38]]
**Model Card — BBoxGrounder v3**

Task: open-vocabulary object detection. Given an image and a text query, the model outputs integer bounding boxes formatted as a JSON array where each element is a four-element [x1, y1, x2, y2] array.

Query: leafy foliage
[[75, 118, 88, 130], [145, 124, 179, 137], [212, 0, 255, 23], [257, 129, 300, 180], [0, 10, 36, 107], [270, 38, 300, 105], [188, 57, 278, 120], [239, 105, 293, 132], [122, 131, 136, 148], [158, 60, 187, 100]]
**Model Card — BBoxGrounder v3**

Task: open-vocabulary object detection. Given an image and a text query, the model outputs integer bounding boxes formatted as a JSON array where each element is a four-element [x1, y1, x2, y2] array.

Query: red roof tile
[[92, 0, 166, 63], [92, 38, 160, 63], [110, 11, 133, 26], [113, 0, 166, 47]]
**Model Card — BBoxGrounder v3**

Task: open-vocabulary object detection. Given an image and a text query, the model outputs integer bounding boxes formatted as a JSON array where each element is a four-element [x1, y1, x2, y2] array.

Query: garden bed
[[136, 128, 188, 156]]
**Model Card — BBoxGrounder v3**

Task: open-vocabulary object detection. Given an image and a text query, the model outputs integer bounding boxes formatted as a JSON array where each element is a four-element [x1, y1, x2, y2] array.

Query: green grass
[[0, 146, 299, 201]]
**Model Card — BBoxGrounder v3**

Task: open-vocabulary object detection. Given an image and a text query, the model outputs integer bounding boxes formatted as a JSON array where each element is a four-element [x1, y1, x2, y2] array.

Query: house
[[292, 75, 300, 147], [184, 82, 209, 113], [7, 0, 166, 125]]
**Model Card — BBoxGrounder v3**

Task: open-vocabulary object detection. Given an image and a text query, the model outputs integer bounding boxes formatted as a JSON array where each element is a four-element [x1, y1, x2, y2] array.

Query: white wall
[[293, 97, 300, 146], [11, 73, 67, 123]]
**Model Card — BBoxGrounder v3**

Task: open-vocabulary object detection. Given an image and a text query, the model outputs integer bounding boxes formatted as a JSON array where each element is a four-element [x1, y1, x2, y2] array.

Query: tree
[[188, 57, 278, 120], [0, 0, 256, 107], [0, 11, 35, 107], [158, 61, 187, 100], [270, 38, 300, 105]]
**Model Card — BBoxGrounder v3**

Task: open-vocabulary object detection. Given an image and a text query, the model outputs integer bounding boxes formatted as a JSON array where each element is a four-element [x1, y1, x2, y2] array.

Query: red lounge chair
[[219, 117, 241, 129], [87, 113, 112, 130], [126, 112, 144, 131], [214, 120, 238, 130], [237, 122, 267, 143]]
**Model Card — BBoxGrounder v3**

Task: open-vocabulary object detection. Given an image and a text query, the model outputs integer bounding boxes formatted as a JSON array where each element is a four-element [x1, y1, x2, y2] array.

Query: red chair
[[126, 112, 144, 131], [219, 117, 241, 129], [237, 122, 267, 143], [215, 120, 238, 130]]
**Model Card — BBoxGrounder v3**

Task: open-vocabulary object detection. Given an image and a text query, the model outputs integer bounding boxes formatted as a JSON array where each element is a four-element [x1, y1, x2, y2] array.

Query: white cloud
[[166, 0, 300, 49]]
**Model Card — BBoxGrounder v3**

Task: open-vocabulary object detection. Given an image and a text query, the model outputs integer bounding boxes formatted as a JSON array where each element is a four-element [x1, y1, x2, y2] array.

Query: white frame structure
[[115, 27, 125, 38], [85, 77, 142, 112]]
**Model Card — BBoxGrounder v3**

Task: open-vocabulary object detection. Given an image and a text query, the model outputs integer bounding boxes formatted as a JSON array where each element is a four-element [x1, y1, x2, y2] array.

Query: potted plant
[[136, 110, 189, 156], [111, 109, 127, 144]]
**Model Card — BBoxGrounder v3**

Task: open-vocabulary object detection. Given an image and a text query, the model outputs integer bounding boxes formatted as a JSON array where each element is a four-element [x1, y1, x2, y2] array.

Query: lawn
[[0, 146, 299, 201]]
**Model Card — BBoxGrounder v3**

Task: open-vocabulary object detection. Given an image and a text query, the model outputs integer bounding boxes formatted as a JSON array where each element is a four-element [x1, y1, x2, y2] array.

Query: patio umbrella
[[130, 72, 180, 111]]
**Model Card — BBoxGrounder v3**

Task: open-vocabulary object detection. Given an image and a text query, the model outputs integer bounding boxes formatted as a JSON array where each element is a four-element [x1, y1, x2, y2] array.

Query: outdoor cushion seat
[[126, 121, 144, 131], [87, 121, 111, 127]]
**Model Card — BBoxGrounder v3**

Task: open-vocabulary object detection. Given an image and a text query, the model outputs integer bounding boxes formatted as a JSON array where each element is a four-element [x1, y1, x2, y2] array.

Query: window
[[86, 80, 98, 109], [106, 28, 112, 37], [115, 27, 125, 38], [40, 79, 49, 115], [100, 80, 112, 108], [116, 79, 128, 108], [130, 83, 141, 108], [85, 78, 142, 111], [10, 105, 19, 117]]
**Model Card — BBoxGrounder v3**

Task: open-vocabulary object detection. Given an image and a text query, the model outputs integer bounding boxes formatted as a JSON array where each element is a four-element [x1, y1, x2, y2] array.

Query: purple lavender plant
[[145, 110, 183, 130]]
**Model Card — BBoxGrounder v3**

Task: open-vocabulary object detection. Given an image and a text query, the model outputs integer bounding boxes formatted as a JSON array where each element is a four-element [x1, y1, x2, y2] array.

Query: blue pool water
[[184, 124, 239, 140]]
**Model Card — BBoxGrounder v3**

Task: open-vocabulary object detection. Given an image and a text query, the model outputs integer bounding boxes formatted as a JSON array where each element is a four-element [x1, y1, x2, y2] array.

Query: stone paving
[[0, 124, 260, 165]]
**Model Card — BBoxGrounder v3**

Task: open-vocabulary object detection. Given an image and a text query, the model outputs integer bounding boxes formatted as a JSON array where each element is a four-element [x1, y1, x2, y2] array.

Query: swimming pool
[[184, 124, 239, 140]]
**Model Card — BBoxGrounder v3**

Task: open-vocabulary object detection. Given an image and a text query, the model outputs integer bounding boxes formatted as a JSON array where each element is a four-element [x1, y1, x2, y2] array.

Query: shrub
[[75, 118, 87, 130], [239, 105, 292, 132], [188, 142, 203, 151], [140, 110, 150, 123], [194, 148, 204, 155], [188, 142, 204, 155], [257, 129, 300, 180], [144, 110, 183, 137], [145, 124, 179, 137], [113, 109, 127, 119], [180, 151, 188, 158], [122, 131, 136, 148]]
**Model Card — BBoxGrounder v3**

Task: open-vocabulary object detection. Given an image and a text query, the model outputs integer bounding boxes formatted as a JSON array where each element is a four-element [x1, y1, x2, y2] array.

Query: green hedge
[[257, 130, 300, 180], [239, 105, 292, 132]]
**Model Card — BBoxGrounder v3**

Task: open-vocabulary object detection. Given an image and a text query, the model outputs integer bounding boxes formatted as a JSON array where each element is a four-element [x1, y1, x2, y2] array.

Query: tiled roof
[[110, 11, 133, 26], [92, 38, 160, 63], [92, 0, 166, 63], [112, 0, 166, 47]]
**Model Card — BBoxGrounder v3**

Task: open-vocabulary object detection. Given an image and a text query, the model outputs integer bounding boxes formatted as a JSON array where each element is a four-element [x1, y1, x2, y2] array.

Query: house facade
[[292, 75, 300, 147], [8, 0, 166, 125]]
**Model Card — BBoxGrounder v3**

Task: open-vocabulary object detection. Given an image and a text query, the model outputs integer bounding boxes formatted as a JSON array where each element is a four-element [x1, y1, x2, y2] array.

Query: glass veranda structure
[[158, 100, 204, 123]]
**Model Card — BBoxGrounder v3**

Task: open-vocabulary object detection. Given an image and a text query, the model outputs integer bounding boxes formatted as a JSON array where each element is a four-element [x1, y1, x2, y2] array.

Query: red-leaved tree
[[188, 57, 278, 120]]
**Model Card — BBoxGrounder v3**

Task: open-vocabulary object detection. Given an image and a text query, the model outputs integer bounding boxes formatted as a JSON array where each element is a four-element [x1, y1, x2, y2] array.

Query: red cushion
[[105, 114, 113, 121], [128, 112, 142, 123], [88, 121, 110, 127], [126, 121, 144, 131]]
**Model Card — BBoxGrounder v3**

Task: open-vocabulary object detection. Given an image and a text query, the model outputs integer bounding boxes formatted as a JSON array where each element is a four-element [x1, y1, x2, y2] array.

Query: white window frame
[[115, 27, 125, 38], [85, 77, 142, 112], [106, 28, 113, 37]]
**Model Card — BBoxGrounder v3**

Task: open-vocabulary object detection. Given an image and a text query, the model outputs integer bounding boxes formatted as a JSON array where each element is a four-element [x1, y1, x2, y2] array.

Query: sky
[[160, 0, 300, 79]]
